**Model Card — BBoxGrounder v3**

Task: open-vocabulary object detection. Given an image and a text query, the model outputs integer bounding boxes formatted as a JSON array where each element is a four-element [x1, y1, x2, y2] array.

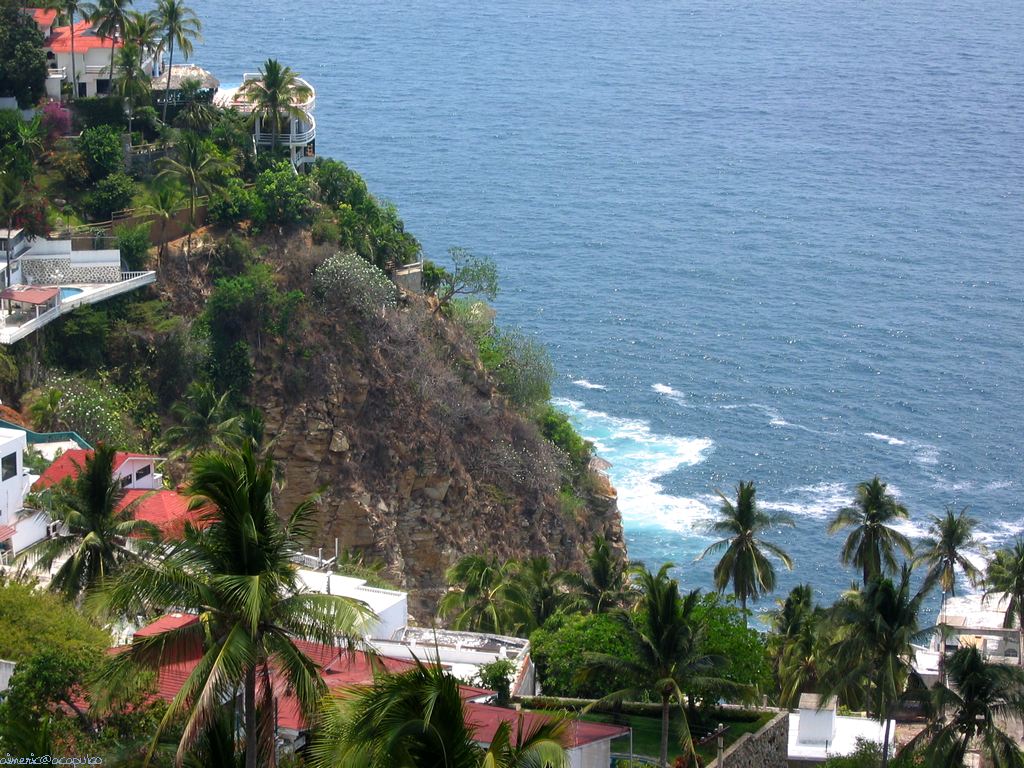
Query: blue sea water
[[183, 0, 1024, 608]]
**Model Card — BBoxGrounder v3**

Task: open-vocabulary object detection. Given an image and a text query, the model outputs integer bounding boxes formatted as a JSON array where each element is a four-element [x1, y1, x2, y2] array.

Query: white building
[[788, 694, 892, 766], [0, 230, 156, 344], [0, 428, 49, 563], [34, 448, 163, 492], [932, 593, 1021, 665], [295, 569, 408, 640], [216, 73, 317, 170]]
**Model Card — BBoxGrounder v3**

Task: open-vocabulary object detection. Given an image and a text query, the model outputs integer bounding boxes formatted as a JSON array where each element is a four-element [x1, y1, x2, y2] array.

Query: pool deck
[[0, 271, 156, 344]]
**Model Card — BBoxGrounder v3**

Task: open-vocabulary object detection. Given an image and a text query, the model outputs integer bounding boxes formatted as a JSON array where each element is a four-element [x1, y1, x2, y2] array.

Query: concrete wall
[[11, 510, 48, 554], [0, 431, 26, 524], [0, 660, 15, 693], [22, 256, 121, 284], [568, 740, 610, 768], [708, 712, 789, 768]]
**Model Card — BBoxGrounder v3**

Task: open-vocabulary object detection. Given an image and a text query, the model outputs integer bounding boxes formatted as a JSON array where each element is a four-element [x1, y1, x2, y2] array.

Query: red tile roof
[[1, 286, 58, 305], [0, 524, 15, 542], [46, 21, 122, 53], [28, 8, 58, 27], [120, 489, 209, 539], [133, 612, 199, 638], [466, 703, 630, 748], [34, 450, 159, 489]]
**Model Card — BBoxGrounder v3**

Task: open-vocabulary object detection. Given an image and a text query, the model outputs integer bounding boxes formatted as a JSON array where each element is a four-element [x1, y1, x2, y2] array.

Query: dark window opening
[[120, 475, 132, 488], [1, 453, 16, 481], [135, 465, 151, 480]]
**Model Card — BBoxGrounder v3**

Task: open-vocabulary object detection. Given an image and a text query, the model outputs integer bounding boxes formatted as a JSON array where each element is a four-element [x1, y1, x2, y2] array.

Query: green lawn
[[576, 709, 774, 764]]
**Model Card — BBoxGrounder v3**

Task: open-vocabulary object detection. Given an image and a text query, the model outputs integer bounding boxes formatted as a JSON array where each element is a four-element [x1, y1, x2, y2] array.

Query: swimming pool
[[59, 287, 83, 301]]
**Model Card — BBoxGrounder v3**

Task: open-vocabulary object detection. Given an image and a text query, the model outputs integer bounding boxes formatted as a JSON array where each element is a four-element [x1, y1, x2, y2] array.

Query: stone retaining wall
[[22, 258, 120, 284], [708, 711, 789, 768]]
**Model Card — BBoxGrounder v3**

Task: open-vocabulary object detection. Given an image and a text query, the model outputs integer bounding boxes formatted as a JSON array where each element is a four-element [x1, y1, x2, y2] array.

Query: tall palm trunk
[[741, 593, 748, 629], [660, 693, 670, 768], [162, 38, 175, 122], [69, 16, 78, 99], [244, 665, 257, 768], [108, 33, 116, 90], [880, 716, 892, 768]]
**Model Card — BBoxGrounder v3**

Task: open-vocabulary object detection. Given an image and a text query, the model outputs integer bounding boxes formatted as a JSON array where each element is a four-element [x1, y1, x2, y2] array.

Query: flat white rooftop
[[788, 713, 892, 762], [942, 592, 1013, 632]]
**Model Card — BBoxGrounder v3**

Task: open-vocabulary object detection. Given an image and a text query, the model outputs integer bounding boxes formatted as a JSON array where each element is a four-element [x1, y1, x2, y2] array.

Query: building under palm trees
[[216, 69, 317, 170]]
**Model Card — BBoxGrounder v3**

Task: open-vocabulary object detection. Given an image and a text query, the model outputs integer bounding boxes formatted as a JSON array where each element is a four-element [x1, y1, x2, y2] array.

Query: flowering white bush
[[312, 253, 397, 318]]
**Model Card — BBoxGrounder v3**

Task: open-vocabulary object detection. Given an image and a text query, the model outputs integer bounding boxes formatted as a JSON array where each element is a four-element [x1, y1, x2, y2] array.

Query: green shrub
[[30, 374, 137, 447], [255, 161, 313, 225], [538, 405, 592, 474], [692, 594, 773, 702], [46, 305, 108, 369], [88, 171, 135, 219], [530, 613, 640, 699], [72, 97, 127, 131], [0, 2, 47, 109], [478, 328, 554, 408], [312, 252, 397, 319], [206, 232, 253, 279], [313, 158, 365, 207], [421, 259, 447, 293], [115, 223, 150, 270], [477, 659, 515, 707], [78, 123, 123, 180], [207, 178, 261, 226], [310, 214, 340, 245]]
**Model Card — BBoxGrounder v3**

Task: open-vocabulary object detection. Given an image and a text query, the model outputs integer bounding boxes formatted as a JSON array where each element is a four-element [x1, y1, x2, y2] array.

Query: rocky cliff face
[[171, 230, 625, 620]]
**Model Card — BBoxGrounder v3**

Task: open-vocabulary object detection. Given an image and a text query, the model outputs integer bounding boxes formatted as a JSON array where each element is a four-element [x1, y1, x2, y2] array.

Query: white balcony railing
[[240, 73, 316, 111]]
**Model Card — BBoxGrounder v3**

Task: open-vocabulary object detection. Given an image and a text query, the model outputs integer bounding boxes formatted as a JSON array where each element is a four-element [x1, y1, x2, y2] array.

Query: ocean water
[[182, 0, 1024, 609]]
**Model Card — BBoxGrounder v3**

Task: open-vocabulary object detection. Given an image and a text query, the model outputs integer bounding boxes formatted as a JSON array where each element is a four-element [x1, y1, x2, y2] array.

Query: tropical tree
[[438, 555, 524, 635], [28, 388, 65, 431], [901, 646, 1024, 768], [113, 41, 149, 138], [824, 566, 929, 768], [828, 477, 913, 584], [770, 584, 830, 708], [508, 556, 568, 634], [155, 0, 202, 122], [698, 481, 794, 624], [0, 169, 42, 285], [914, 506, 982, 600], [82, 0, 132, 84], [985, 539, 1024, 668], [563, 534, 632, 613], [100, 441, 374, 768], [21, 443, 158, 601], [121, 9, 162, 67], [139, 180, 184, 263], [238, 58, 311, 149], [581, 565, 735, 768], [309, 660, 568, 768], [156, 132, 231, 258], [173, 76, 218, 133], [52, 0, 86, 99], [159, 380, 241, 459]]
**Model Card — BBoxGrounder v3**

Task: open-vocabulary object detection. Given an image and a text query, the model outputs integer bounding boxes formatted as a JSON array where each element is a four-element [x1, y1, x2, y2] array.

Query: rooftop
[[33, 449, 161, 489], [467, 704, 630, 749], [150, 64, 220, 92], [941, 592, 1013, 631], [27, 8, 58, 27], [788, 712, 891, 761], [46, 21, 121, 54]]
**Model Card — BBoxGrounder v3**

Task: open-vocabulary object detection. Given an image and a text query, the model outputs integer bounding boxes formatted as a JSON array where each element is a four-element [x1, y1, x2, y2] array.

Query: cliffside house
[[0, 229, 156, 344], [116, 613, 627, 767], [215, 73, 317, 170], [150, 64, 219, 113], [0, 427, 49, 564]]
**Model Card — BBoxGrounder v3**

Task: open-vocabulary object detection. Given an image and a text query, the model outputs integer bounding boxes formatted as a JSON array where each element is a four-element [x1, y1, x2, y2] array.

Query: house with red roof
[[32, 449, 208, 539], [120, 614, 629, 766], [22, 7, 158, 99]]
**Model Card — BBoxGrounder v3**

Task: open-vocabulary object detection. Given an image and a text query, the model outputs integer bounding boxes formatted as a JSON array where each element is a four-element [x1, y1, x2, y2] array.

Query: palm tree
[[308, 660, 568, 768], [29, 388, 65, 431], [21, 443, 158, 601], [238, 59, 312, 150], [985, 539, 1024, 668], [113, 41, 149, 139], [698, 481, 794, 624], [140, 181, 184, 264], [159, 381, 241, 459], [156, 0, 202, 123], [0, 170, 42, 286], [508, 556, 568, 634], [828, 476, 913, 584], [770, 584, 830, 708], [156, 133, 231, 259], [438, 555, 524, 635], [900, 646, 1024, 768], [173, 77, 218, 133], [563, 534, 632, 613], [122, 9, 163, 70], [582, 565, 735, 768], [914, 506, 982, 600], [100, 441, 374, 768], [47, 0, 86, 99], [82, 0, 132, 87], [824, 566, 929, 768]]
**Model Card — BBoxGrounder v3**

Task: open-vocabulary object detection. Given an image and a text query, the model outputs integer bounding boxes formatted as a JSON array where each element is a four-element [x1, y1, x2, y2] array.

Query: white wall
[[0, 660, 15, 693], [568, 741, 611, 768], [115, 457, 161, 490], [11, 510, 48, 554], [0, 431, 26, 525]]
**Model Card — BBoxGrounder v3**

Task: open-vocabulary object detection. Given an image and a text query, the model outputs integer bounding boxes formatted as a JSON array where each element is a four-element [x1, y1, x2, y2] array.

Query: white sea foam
[[865, 432, 908, 446], [552, 397, 714, 533], [572, 379, 607, 390], [652, 383, 688, 405], [761, 482, 852, 520]]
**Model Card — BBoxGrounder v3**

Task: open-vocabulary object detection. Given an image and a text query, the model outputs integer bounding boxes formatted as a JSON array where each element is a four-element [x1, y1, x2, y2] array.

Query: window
[[120, 475, 132, 488], [135, 465, 151, 481], [1, 453, 16, 481]]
